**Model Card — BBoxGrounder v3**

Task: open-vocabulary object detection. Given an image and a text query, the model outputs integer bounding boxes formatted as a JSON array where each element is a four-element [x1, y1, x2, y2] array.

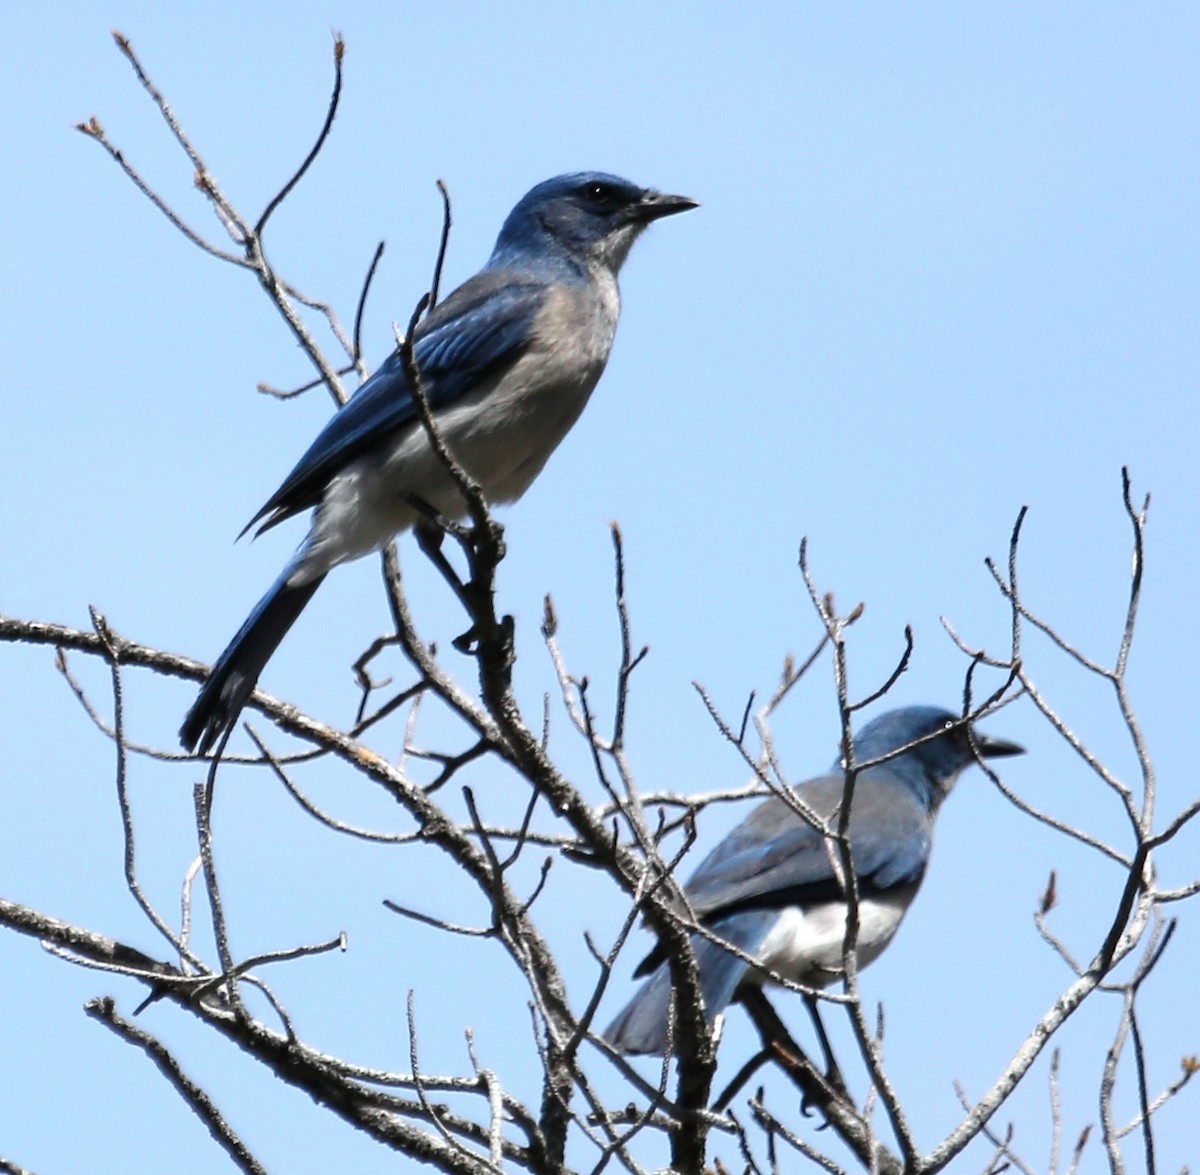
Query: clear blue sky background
[[2, 4, 1198, 1172]]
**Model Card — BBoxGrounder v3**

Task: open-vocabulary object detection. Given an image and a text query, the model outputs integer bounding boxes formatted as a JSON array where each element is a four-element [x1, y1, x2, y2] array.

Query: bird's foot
[[452, 624, 480, 654]]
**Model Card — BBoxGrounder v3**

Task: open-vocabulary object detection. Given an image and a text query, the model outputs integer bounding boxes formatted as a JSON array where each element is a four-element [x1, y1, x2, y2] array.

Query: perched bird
[[604, 705, 1023, 1056], [180, 173, 696, 754]]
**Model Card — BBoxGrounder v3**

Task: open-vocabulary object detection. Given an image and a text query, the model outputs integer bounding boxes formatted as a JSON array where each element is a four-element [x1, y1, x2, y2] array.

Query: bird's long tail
[[179, 567, 326, 754], [603, 910, 779, 1056]]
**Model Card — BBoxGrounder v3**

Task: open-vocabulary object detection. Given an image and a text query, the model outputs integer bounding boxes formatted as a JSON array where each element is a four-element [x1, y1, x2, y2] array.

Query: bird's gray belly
[[301, 353, 604, 573]]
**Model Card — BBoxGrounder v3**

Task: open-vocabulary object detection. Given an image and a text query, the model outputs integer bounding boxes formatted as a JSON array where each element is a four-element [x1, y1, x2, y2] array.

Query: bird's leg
[[410, 502, 456, 574], [735, 988, 846, 1120], [407, 496, 473, 553], [414, 517, 457, 583], [411, 507, 480, 652], [804, 992, 846, 1094]]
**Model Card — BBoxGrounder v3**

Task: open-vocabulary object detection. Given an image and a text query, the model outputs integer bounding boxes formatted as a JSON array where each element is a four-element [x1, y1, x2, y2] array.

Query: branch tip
[[1039, 870, 1058, 916]]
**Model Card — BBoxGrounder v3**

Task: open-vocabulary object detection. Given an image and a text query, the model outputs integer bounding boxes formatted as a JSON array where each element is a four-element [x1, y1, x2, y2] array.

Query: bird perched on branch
[[180, 172, 696, 754], [604, 705, 1023, 1056]]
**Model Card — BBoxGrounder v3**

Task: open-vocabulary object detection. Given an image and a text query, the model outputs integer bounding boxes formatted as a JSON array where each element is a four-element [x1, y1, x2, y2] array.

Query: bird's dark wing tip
[[179, 699, 224, 755]]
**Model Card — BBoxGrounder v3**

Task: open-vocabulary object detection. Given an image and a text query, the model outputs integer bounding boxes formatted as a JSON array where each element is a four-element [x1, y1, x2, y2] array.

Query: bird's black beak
[[634, 190, 699, 222], [976, 732, 1025, 759]]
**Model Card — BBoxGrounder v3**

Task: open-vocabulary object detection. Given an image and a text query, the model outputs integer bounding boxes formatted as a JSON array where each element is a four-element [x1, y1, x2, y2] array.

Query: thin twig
[[255, 35, 345, 237]]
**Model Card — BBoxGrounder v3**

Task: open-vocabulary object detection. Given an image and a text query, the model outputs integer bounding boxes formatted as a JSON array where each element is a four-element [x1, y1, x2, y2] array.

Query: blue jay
[[180, 173, 696, 753], [604, 706, 1023, 1056]]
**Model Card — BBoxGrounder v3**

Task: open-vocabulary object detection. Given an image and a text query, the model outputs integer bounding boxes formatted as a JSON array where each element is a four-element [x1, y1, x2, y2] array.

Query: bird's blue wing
[[244, 271, 549, 534], [684, 773, 931, 916]]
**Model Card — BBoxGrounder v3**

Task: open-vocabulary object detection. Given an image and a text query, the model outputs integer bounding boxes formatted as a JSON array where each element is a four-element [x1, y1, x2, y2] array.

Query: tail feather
[[603, 910, 779, 1056], [180, 570, 326, 754]]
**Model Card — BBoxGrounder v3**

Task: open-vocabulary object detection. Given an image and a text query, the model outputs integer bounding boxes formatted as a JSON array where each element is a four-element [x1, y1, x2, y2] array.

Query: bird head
[[492, 172, 697, 273], [844, 705, 1024, 806]]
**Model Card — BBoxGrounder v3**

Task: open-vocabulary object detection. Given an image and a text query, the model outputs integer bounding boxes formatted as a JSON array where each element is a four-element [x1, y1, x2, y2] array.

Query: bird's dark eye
[[581, 182, 617, 205]]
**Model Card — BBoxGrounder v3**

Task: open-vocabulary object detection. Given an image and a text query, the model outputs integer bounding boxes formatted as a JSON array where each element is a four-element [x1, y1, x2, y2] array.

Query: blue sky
[[2, 4, 1198, 1171]]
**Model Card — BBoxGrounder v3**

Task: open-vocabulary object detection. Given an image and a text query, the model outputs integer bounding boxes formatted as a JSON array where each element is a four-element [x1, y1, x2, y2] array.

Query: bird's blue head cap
[[491, 172, 697, 272], [844, 705, 1024, 804]]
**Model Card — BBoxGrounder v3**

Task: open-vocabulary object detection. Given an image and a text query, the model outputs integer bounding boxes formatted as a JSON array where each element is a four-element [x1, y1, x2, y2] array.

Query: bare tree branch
[[86, 997, 269, 1175]]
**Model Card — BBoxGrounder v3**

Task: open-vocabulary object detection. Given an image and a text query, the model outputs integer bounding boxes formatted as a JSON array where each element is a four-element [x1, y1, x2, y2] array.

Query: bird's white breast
[[755, 886, 918, 988]]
